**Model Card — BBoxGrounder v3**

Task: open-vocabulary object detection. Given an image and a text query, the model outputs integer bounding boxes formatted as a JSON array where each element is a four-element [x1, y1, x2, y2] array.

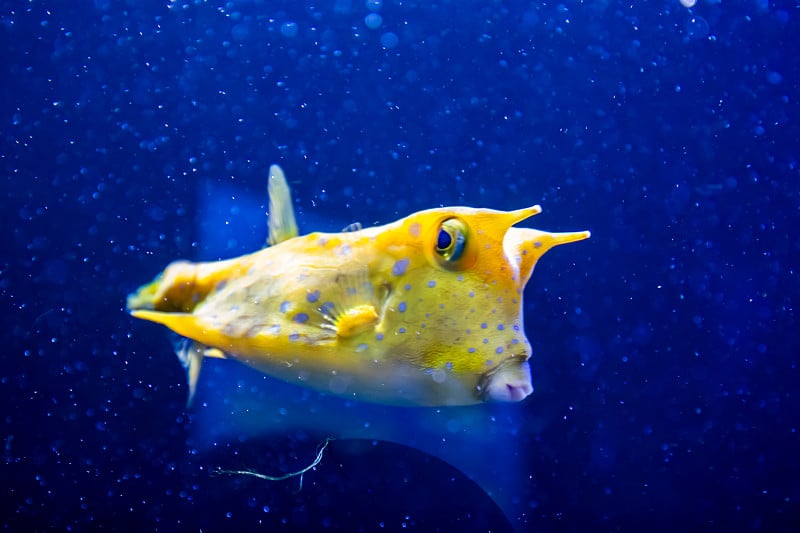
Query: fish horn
[[505, 227, 591, 285]]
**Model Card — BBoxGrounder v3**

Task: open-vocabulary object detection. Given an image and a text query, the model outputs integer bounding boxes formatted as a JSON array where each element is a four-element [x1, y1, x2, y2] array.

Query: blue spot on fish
[[280, 301, 291, 313], [468, 347, 476, 353], [398, 302, 407, 313], [497, 324, 505, 331], [427, 280, 436, 288], [376, 332, 384, 341], [306, 290, 320, 303], [496, 346, 504, 354], [294, 313, 309, 324], [289, 332, 300, 341], [392, 258, 409, 276]]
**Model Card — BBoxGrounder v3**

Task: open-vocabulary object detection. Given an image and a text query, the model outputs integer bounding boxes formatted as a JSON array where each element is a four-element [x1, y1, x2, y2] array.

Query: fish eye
[[434, 218, 467, 263]]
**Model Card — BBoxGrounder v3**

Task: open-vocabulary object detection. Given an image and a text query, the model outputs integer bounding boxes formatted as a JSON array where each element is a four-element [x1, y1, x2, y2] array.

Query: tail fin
[[127, 261, 230, 408], [127, 260, 205, 313], [126, 258, 243, 313]]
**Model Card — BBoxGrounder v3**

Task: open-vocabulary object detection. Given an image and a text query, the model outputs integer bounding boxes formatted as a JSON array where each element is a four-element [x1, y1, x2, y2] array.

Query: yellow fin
[[126, 276, 162, 311], [326, 305, 379, 338], [203, 347, 227, 359], [267, 164, 299, 246], [318, 268, 382, 338]]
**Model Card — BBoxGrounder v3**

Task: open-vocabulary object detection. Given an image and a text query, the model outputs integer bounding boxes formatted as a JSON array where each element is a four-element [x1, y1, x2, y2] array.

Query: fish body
[[128, 165, 589, 407]]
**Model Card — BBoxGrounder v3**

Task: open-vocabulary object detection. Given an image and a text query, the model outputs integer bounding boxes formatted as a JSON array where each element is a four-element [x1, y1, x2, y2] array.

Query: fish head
[[374, 205, 590, 405]]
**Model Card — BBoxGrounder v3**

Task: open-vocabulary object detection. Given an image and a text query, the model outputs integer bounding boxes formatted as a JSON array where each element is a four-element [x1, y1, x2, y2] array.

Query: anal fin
[[131, 309, 234, 407], [173, 338, 226, 408]]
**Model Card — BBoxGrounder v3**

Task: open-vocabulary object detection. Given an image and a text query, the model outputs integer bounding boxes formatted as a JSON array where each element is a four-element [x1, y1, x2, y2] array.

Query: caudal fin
[[126, 257, 245, 314]]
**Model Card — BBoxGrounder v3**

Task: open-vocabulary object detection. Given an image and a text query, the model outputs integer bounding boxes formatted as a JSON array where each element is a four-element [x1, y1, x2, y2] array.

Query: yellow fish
[[127, 165, 589, 408]]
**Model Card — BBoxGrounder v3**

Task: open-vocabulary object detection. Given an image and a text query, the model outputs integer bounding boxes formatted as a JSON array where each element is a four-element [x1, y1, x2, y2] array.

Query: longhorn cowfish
[[127, 165, 590, 408]]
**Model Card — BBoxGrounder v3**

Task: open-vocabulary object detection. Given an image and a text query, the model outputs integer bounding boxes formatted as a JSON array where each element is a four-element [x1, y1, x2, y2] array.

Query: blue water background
[[2, 0, 799, 530]]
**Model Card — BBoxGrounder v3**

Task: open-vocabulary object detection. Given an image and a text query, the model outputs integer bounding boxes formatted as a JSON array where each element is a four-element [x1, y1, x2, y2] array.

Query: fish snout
[[487, 379, 533, 402], [481, 360, 533, 402]]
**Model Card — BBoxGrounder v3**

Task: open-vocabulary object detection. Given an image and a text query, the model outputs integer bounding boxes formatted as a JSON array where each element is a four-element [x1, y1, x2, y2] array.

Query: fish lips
[[478, 356, 533, 402]]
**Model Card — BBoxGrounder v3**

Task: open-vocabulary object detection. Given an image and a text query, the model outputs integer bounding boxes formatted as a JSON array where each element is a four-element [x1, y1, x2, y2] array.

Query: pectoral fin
[[316, 267, 385, 337]]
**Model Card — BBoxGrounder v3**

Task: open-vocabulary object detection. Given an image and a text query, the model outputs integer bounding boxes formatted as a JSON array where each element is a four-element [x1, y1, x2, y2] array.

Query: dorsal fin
[[341, 222, 362, 233], [267, 165, 299, 246]]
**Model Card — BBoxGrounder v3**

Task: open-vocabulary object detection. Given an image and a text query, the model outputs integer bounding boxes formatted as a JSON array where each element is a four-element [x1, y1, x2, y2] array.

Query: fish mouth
[[477, 356, 533, 403]]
